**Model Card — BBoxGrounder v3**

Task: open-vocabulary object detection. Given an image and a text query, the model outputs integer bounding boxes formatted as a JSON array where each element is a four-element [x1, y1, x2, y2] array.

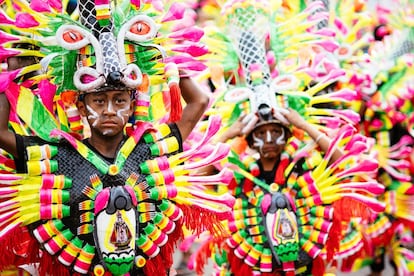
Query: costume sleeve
[[14, 134, 26, 173], [14, 134, 49, 173], [168, 123, 183, 152]]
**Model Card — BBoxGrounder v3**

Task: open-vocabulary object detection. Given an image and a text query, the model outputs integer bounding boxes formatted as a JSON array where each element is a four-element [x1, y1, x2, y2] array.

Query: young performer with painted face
[[184, 1, 386, 275], [0, 0, 234, 275]]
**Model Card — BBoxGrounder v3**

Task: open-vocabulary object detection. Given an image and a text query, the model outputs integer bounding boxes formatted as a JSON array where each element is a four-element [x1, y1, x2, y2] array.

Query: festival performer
[[179, 0, 388, 275], [323, 1, 414, 275], [0, 0, 235, 275]]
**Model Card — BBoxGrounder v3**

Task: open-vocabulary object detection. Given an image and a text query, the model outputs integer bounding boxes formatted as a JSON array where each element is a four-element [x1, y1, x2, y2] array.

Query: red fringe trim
[[311, 256, 326, 276], [275, 158, 289, 185], [159, 239, 174, 269], [370, 220, 397, 247], [228, 178, 238, 191], [226, 248, 253, 275], [193, 236, 228, 275], [333, 198, 371, 221], [0, 227, 41, 270], [38, 253, 75, 276], [340, 249, 365, 272], [144, 254, 169, 276], [178, 204, 228, 238], [0, 226, 77, 276], [142, 217, 186, 275], [326, 211, 341, 262], [168, 83, 182, 123], [243, 178, 254, 193], [193, 238, 213, 275]]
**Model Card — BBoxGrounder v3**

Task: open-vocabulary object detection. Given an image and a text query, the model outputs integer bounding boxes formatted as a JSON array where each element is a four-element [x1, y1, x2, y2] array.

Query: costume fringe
[[242, 178, 254, 193], [326, 211, 341, 262], [227, 249, 253, 275], [340, 249, 365, 272], [193, 238, 213, 275], [168, 83, 182, 123], [311, 255, 326, 276], [0, 227, 40, 270], [37, 253, 74, 276], [179, 204, 227, 237], [370, 221, 396, 247], [143, 254, 169, 276], [160, 239, 175, 269], [194, 236, 228, 275], [333, 198, 372, 221]]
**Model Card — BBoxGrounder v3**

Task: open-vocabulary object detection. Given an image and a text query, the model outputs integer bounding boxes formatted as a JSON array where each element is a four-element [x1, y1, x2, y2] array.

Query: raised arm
[[283, 108, 343, 162], [0, 93, 18, 157], [175, 76, 210, 141]]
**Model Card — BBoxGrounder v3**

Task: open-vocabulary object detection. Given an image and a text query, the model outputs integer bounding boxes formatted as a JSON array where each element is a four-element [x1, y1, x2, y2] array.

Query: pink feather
[[171, 44, 208, 57], [0, 210, 19, 228], [0, 199, 19, 211], [342, 194, 385, 213], [0, 188, 18, 197], [189, 189, 235, 208], [313, 28, 337, 38], [178, 62, 207, 72], [0, 11, 14, 24], [336, 160, 378, 179], [0, 71, 19, 93], [329, 142, 369, 169], [0, 47, 20, 61], [0, 174, 22, 182], [178, 234, 196, 251], [321, 88, 358, 101], [184, 143, 230, 170], [165, 55, 199, 64], [186, 169, 234, 186], [383, 165, 411, 182], [38, 79, 56, 113], [168, 26, 204, 42], [179, 115, 222, 160], [30, 0, 51, 12], [48, 0, 62, 12], [324, 125, 354, 161], [162, 2, 186, 22], [329, 110, 360, 124], [15, 13, 39, 28], [0, 31, 19, 44], [333, 18, 349, 35], [338, 182, 385, 196], [316, 116, 343, 129]]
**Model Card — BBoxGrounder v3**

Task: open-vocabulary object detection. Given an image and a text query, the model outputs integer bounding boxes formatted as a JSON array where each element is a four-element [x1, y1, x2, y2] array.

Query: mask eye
[[130, 21, 151, 36], [57, 25, 94, 50], [62, 30, 84, 43], [124, 15, 158, 42]]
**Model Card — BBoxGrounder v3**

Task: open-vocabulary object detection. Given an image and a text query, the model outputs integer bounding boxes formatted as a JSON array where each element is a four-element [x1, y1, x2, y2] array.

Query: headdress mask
[[58, 0, 154, 94], [220, 0, 291, 140]]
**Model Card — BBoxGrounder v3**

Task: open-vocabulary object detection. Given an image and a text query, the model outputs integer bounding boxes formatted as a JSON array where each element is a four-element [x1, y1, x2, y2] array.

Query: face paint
[[253, 134, 265, 149], [253, 128, 285, 147], [276, 128, 285, 145], [107, 100, 114, 113], [84, 91, 132, 136], [252, 126, 286, 157], [86, 105, 100, 128], [117, 107, 130, 125]]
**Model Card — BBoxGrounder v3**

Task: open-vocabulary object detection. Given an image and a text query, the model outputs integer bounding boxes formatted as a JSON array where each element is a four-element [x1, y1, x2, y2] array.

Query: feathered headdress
[[0, 1, 237, 275], [0, 0, 207, 132]]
